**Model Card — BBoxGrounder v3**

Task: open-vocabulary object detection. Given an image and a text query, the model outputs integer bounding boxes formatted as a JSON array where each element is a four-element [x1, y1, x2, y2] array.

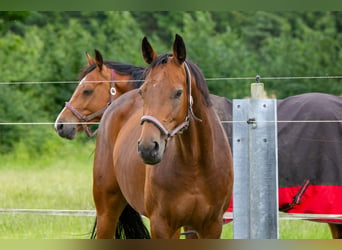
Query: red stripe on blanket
[[225, 185, 342, 223]]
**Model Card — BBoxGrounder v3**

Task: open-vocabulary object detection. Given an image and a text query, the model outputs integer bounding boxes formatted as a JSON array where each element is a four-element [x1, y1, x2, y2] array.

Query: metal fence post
[[233, 81, 279, 239]]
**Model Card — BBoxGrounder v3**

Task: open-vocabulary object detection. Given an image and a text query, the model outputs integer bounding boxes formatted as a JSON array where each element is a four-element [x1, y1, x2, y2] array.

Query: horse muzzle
[[137, 138, 165, 165], [55, 119, 77, 140]]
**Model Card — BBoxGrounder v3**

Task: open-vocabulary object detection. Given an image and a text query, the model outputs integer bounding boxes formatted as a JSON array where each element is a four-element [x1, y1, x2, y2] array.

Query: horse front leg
[[94, 189, 127, 239], [197, 219, 223, 239], [93, 172, 127, 239], [149, 217, 180, 239], [96, 211, 117, 238]]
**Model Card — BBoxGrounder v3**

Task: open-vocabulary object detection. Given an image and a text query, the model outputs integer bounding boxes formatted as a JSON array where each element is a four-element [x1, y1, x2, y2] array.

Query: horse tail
[[89, 205, 150, 239], [115, 204, 151, 239], [90, 217, 97, 239]]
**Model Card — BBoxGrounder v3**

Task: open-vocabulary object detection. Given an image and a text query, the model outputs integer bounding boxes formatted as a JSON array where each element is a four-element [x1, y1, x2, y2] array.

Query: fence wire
[[0, 75, 342, 85], [1, 209, 342, 221], [1, 76, 342, 222], [2, 120, 342, 126]]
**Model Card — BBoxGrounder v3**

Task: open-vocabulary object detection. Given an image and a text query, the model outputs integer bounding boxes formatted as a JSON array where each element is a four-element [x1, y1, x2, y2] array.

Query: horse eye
[[174, 89, 183, 99], [83, 89, 94, 96], [138, 89, 143, 97]]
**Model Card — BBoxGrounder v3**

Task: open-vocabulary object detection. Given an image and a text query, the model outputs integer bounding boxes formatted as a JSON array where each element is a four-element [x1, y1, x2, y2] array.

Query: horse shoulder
[[100, 90, 141, 130]]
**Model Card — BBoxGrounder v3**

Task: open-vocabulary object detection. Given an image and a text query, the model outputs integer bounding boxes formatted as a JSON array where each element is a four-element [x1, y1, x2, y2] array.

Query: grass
[[221, 220, 332, 239], [0, 137, 334, 239], [0, 215, 94, 239], [0, 137, 95, 239]]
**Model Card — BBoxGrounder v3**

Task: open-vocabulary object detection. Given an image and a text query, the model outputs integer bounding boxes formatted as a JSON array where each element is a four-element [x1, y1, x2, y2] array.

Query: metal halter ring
[[110, 87, 117, 96]]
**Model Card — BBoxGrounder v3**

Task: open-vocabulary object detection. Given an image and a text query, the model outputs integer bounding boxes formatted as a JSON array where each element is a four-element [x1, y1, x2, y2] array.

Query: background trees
[[1, 11, 341, 153]]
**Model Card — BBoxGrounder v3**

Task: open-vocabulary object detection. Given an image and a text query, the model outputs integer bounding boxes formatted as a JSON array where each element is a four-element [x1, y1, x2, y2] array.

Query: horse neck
[[176, 91, 217, 163], [114, 72, 141, 94], [119, 79, 136, 93]]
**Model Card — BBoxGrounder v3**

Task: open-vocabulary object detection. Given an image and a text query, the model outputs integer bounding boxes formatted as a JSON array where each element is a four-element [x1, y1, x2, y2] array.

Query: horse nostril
[[153, 141, 159, 152], [57, 123, 64, 131]]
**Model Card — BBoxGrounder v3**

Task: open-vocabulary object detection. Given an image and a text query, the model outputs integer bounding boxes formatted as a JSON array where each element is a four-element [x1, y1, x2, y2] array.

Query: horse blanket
[[225, 93, 342, 223], [277, 93, 342, 222]]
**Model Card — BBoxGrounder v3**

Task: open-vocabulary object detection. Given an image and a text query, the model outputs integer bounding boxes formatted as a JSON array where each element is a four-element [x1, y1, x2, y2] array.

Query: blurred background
[[1, 11, 342, 155], [0, 11, 341, 238]]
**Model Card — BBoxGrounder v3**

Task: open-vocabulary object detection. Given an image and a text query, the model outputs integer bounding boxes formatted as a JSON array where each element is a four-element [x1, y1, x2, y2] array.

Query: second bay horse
[[54, 49, 145, 139]]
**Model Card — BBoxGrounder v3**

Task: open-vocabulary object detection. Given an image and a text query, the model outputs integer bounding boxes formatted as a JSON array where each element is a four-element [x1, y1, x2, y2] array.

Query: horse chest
[[146, 164, 218, 208]]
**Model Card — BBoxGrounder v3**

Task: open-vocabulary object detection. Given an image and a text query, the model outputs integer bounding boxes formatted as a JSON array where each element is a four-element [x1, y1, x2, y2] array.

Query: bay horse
[[93, 34, 233, 238], [54, 49, 150, 238], [54, 49, 145, 139]]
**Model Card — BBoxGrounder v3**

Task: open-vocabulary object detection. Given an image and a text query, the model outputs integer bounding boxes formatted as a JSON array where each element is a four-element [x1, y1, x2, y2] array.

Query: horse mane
[[79, 61, 146, 88], [146, 53, 212, 107]]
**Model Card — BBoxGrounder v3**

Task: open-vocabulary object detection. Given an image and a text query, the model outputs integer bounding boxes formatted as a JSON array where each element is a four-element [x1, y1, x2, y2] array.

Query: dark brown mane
[[145, 53, 212, 107], [79, 61, 146, 88]]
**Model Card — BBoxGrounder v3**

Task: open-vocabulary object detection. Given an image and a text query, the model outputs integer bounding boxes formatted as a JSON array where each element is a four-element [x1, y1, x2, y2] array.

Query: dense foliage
[[1, 11, 341, 153]]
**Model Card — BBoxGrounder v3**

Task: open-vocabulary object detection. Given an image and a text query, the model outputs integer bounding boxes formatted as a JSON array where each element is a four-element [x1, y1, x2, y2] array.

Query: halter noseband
[[65, 69, 117, 137], [140, 62, 201, 139]]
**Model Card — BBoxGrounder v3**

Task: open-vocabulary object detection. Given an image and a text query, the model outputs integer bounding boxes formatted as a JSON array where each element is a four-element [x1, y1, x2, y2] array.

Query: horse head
[[55, 50, 143, 139], [137, 34, 193, 164]]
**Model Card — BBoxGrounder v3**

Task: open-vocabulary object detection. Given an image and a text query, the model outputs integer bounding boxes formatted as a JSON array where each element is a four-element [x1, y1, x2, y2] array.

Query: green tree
[[259, 12, 342, 98], [178, 12, 258, 98], [1, 11, 342, 155]]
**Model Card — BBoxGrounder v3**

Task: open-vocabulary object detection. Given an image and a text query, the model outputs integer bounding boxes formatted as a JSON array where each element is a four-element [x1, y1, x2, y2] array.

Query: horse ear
[[86, 52, 95, 66], [172, 34, 186, 65], [142, 37, 158, 64], [94, 49, 103, 71]]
